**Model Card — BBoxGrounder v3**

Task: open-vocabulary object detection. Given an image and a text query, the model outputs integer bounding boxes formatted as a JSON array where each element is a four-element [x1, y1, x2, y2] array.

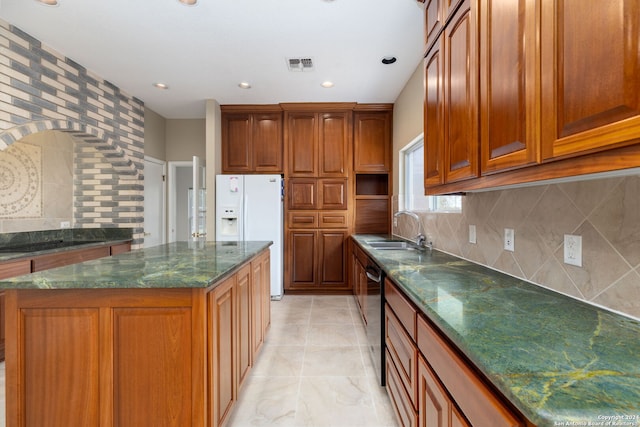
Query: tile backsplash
[[393, 175, 640, 320]]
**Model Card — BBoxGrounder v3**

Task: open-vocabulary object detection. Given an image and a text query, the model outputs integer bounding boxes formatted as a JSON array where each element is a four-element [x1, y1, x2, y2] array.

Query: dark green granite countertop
[[353, 235, 640, 427], [0, 241, 272, 290]]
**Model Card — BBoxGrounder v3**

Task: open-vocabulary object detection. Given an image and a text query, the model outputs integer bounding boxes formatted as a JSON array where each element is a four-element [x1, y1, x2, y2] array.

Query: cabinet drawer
[[386, 349, 418, 427], [32, 246, 110, 272], [417, 315, 523, 427], [386, 304, 418, 408], [287, 211, 318, 228], [318, 211, 348, 228], [385, 279, 417, 339], [0, 259, 31, 280]]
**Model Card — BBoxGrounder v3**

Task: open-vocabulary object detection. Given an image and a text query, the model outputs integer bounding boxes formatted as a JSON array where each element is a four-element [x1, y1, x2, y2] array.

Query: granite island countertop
[[0, 241, 272, 290], [353, 235, 640, 427]]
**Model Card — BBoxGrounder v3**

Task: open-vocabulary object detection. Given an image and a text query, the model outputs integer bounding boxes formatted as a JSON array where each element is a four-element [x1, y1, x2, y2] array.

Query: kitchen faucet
[[394, 210, 431, 250]]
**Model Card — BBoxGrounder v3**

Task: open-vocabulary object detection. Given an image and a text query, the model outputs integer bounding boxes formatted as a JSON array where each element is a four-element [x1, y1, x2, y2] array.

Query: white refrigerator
[[215, 174, 284, 299]]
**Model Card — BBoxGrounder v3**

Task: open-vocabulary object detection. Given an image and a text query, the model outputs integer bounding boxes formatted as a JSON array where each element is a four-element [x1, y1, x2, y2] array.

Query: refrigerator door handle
[[242, 194, 248, 241]]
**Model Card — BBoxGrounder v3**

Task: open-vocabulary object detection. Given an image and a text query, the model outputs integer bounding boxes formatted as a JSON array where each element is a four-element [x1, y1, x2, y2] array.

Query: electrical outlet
[[393, 217, 398, 228], [504, 228, 515, 252], [469, 225, 477, 244], [564, 234, 582, 267], [60, 221, 71, 229]]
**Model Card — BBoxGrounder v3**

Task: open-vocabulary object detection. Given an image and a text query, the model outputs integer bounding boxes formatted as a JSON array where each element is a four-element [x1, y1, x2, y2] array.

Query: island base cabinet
[[4, 249, 271, 427], [4, 289, 204, 427]]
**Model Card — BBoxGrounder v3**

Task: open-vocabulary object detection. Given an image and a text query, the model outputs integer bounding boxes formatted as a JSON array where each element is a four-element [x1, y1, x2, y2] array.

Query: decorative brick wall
[[0, 19, 145, 246]]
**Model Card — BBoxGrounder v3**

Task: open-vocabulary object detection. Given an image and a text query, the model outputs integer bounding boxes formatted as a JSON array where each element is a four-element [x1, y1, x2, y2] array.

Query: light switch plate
[[504, 228, 515, 252], [60, 221, 71, 229], [469, 225, 477, 244], [564, 234, 582, 267]]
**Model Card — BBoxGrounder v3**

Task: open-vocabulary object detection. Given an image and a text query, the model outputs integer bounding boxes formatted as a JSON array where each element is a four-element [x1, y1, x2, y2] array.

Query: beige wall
[[392, 64, 424, 195], [165, 119, 206, 161], [144, 107, 167, 161], [392, 63, 640, 320]]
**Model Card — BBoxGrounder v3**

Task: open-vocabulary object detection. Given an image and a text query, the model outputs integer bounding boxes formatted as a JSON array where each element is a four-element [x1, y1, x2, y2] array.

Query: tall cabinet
[[282, 103, 353, 293]]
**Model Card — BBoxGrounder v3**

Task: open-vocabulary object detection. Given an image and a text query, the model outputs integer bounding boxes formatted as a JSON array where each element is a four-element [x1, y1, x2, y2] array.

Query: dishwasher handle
[[365, 265, 382, 283]]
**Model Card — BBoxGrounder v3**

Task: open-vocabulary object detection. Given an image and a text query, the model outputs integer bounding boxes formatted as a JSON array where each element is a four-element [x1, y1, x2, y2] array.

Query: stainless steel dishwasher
[[365, 261, 386, 386]]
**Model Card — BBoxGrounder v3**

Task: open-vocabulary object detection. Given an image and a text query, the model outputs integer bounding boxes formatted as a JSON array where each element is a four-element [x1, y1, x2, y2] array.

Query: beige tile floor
[[0, 295, 396, 427], [227, 294, 397, 427]]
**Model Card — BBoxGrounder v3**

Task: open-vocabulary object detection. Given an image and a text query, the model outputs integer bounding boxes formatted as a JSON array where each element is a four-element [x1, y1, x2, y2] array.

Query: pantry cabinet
[[221, 106, 283, 173]]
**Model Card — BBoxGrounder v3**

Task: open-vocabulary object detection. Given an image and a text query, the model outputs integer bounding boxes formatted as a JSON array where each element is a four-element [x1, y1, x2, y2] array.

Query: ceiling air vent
[[287, 57, 314, 72]]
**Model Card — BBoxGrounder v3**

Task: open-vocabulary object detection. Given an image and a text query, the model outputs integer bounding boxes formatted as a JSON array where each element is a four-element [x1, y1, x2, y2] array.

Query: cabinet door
[[424, 0, 443, 51], [287, 178, 317, 210], [319, 112, 350, 177], [237, 264, 252, 389], [251, 255, 265, 356], [419, 356, 473, 427], [318, 230, 347, 288], [353, 111, 391, 173], [222, 113, 252, 173], [210, 276, 237, 427], [443, 0, 479, 183], [286, 230, 317, 289], [253, 112, 283, 172], [480, 0, 539, 174], [318, 179, 347, 210], [286, 112, 318, 176], [114, 307, 193, 427], [541, 0, 640, 160], [424, 37, 445, 187]]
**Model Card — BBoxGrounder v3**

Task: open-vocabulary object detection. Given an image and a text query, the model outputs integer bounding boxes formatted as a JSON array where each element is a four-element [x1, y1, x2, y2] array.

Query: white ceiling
[[0, 0, 424, 119]]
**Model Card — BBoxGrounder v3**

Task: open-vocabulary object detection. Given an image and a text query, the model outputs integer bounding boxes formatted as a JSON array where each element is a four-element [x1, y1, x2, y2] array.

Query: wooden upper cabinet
[[353, 109, 392, 173], [479, 0, 539, 175], [424, 0, 443, 51], [286, 112, 318, 176], [253, 112, 283, 172], [540, 0, 640, 161], [285, 105, 352, 178], [443, 0, 479, 183], [222, 113, 252, 172], [221, 106, 283, 173], [424, 38, 445, 188], [319, 112, 351, 177]]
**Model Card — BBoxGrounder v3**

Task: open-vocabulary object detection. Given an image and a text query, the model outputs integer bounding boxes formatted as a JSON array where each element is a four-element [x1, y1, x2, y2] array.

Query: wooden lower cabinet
[[419, 355, 471, 427], [285, 229, 348, 292], [385, 279, 525, 427], [0, 242, 131, 363], [4, 249, 271, 427]]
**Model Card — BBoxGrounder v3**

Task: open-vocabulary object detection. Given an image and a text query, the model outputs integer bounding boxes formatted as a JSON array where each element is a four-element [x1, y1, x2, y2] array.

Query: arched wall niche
[[0, 120, 144, 247]]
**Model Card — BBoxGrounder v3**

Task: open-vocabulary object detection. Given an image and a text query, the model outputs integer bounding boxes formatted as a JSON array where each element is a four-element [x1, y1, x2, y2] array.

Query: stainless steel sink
[[367, 240, 418, 250]]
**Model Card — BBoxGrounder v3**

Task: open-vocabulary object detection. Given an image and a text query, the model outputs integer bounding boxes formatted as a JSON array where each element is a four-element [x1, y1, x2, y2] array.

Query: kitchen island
[[353, 235, 640, 427], [0, 240, 272, 427]]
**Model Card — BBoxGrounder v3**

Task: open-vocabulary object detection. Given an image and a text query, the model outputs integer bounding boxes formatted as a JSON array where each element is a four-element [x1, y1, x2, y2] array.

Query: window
[[400, 135, 461, 212]]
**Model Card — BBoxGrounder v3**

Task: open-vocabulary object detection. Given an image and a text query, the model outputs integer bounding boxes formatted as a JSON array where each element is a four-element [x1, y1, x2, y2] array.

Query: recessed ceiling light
[[238, 82, 252, 89], [178, 0, 198, 5], [381, 57, 397, 65], [153, 83, 169, 90], [35, 0, 59, 6], [321, 81, 334, 88]]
